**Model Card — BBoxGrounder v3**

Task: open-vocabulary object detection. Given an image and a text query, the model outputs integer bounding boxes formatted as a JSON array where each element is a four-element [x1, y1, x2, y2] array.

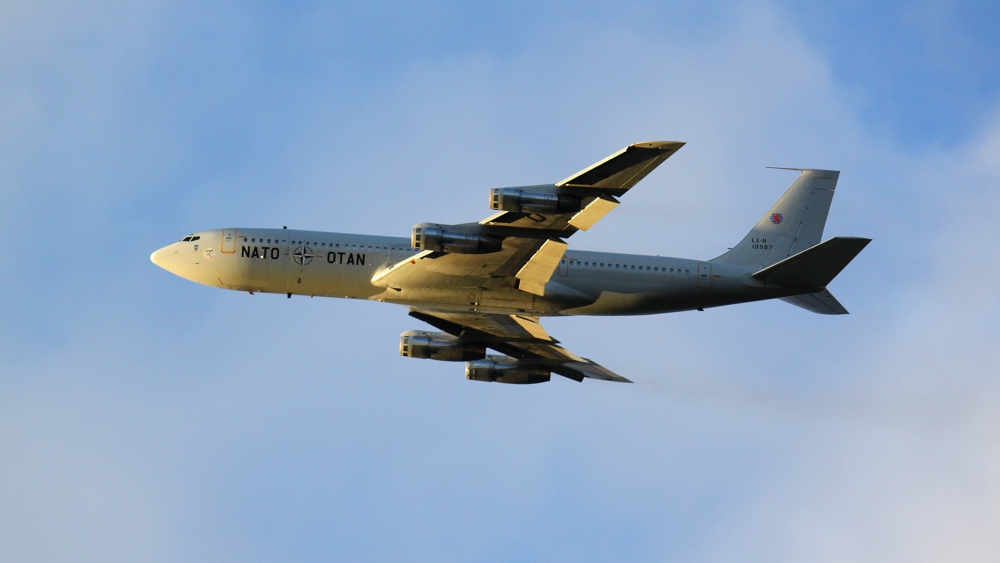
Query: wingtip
[[632, 141, 685, 150]]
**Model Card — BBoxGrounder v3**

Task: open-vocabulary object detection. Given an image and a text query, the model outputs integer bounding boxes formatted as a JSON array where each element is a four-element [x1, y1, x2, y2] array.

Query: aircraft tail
[[752, 236, 871, 315], [750, 237, 871, 287], [779, 289, 850, 315], [713, 169, 840, 269]]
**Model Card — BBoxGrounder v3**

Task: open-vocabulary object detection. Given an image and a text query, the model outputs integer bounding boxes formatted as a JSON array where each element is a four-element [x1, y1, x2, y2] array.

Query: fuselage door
[[557, 258, 569, 277], [222, 229, 237, 253], [697, 262, 712, 289]]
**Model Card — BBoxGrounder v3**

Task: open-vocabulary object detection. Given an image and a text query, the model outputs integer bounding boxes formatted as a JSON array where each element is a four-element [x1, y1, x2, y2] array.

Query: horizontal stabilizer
[[780, 289, 850, 315], [752, 237, 871, 288]]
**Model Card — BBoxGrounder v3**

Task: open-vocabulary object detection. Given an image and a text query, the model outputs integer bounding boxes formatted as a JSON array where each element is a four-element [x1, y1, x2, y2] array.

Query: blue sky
[[3, 2, 1000, 562]]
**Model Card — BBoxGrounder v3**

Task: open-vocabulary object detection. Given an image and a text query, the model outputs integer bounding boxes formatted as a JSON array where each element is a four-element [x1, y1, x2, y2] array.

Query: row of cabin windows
[[241, 236, 416, 252], [560, 258, 689, 274]]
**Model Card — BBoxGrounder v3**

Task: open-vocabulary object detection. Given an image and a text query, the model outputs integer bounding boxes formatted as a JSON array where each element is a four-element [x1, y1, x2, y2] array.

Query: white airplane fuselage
[[151, 227, 806, 316]]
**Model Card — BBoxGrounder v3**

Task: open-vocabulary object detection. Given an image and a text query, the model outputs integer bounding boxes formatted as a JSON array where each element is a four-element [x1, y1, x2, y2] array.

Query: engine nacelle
[[465, 356, 551, 384], [400, 331, 486, 362], [489, 188, 581, 214], [412, 224, 502, 254]]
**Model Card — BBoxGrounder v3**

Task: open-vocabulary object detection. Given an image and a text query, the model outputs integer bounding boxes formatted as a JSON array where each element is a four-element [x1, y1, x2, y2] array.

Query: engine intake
[[465, 356, 551, 384], [400, 331, 486, 362], [412, 224, 502, 254], [489, 188, 581, 214]]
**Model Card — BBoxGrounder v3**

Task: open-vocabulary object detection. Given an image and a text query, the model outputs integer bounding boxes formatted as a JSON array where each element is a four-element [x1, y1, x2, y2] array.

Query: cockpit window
[[182, 235, 193, 241]]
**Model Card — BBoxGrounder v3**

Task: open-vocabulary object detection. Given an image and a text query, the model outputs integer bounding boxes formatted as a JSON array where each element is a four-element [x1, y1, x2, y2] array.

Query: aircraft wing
[[409, 309, 631, 383], [373, 141, 684, 294]]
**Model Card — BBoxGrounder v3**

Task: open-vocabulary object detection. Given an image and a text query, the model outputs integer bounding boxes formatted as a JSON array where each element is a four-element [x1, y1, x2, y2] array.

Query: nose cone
[[150, 246, 170, 270], [150, 239, 209, 284]]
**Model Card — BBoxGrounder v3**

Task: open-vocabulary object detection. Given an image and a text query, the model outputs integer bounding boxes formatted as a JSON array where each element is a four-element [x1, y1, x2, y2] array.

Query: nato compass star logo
[[292, 246, 314, 265], [770, 213, 783, 224]]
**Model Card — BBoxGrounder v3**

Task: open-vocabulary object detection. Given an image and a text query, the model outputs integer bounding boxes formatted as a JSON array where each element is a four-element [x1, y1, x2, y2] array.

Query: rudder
[[713, 169, 839, 269]]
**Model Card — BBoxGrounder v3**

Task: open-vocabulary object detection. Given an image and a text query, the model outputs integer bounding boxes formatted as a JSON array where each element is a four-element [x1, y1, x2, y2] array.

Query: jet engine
[[399, 331, 486, 362], [465, 356, 551, 384], [411, 224, 502, 254], [489, 188, 581, 214]]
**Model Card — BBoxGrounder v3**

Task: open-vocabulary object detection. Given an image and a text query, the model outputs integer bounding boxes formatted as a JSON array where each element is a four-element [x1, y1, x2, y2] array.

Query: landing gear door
[[222, 229, 237, 253], [697, 262, 712, 289]]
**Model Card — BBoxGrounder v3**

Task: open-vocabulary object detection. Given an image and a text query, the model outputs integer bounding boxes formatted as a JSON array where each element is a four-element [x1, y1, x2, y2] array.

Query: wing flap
[[515, 239, 568, 296], [509, 315, 552, 340], [567, 195, 620, 231]]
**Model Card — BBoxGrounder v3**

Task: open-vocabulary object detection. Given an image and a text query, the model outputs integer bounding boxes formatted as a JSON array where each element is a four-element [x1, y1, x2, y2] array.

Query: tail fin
[[713, 169, 839, 269]]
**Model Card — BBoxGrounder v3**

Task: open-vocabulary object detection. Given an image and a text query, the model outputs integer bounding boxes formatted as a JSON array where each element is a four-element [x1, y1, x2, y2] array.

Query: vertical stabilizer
[[713, 169, 839, 269]]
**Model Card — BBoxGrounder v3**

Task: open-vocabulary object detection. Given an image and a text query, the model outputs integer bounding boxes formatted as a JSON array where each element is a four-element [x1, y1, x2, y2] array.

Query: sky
[[2, 1, 1000, 561]]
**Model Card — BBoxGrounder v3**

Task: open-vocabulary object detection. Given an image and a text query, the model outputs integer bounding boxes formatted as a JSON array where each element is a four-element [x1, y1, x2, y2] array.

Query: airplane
[[151, 141, 870, 384]]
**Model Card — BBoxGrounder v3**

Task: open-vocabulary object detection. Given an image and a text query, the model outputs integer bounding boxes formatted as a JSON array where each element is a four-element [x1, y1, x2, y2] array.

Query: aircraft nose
[[150, 245, 171, 270]]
